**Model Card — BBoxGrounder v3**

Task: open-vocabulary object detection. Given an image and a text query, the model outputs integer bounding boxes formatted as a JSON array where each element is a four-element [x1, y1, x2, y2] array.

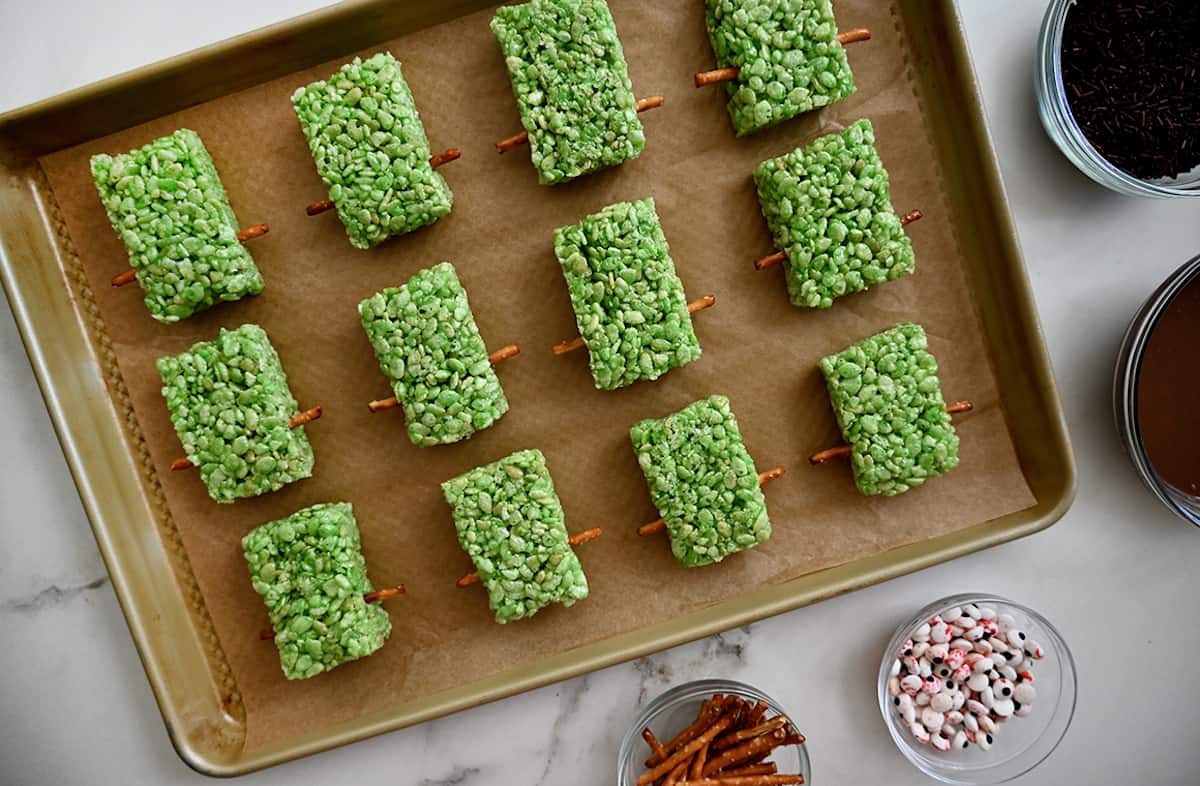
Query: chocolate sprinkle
[[1061, 0, 1200, 180]]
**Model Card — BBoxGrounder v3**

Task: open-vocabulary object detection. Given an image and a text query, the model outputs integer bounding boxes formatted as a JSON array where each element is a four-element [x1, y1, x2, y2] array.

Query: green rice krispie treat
[[157, 324, 314, 503], [705, 0, 856, 136], [292, 52, 453, 249], [243, 502, 392, 680], [554, 198, 702, 390], [754, 119, 914, 309], [359, 262, 509, 446], [491, 0, 645, 185], [441, 449, 589, 623], [90, 128, 264, 323], [630, 395, 771, 567], [819, 322, 959, 496]]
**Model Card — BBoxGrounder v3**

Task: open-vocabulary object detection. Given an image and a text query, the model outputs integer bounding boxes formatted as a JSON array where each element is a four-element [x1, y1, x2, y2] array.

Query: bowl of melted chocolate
[[1116, 253, 1200, 524]]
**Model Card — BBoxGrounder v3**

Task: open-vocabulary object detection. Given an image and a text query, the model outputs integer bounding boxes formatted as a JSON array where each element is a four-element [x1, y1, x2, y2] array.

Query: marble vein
[[419, 766, 480, 786], [2, 575, 109, 613]]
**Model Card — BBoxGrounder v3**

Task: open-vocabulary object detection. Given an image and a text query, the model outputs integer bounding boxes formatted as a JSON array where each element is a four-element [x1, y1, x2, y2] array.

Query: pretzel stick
[[637, 713, 736, 785], [678, 776, 804, 786], [723, 763, 779, 777], [662, 760, 689, 786], [368, 344, 521, 413], [690, 742, 711, 780], [497, 96, 665, 153], [702, 729, 786, 776], [259, 585, 406, 639], [809, 400, 974, 464], [455, 528, 603, 588], [741, 700, 768, 729], [552, 295, 717, 355], [695, 28, 872, 87], [111, 223, 272, 287], [755, 210, 922, 271], [306, 148, 461, 216], [648, 696, 720, 768], [170, 407, 322, 471], [639, 467, 785, 537], [642, 728, 666, 761], [713, 716, 788, 751]]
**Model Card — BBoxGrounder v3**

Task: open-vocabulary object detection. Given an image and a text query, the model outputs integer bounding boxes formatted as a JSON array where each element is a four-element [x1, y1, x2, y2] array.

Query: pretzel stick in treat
[[169, 407, 323, 471], [304, 149, 462, 216], [694, 28, 872, 87], [258, 585, 406, 639], [808, 401, 975, 465], [552, 296, 716, 355], [368, 344, 521, 413], [755, 210, 923, 272], [454, 528, 603, 588], [111, 223, 271, 287], [638, 468, 785, 537], [496, 96, 665, 153]]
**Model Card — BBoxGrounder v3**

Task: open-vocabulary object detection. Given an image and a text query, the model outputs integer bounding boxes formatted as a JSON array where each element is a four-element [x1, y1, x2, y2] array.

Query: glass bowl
[[1113, 252, 1200, 526], [878, 594, 1076, 785], [618, 679, 811, 786], [1035, 0, 1200, 197]]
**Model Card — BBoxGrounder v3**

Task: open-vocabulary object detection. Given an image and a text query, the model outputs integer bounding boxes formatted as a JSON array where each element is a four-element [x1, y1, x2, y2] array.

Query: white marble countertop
[[3, 1, 1199, 783]]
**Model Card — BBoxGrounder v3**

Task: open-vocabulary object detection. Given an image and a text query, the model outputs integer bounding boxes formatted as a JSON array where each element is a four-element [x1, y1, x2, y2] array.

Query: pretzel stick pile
[[636, 694, 805, 785]]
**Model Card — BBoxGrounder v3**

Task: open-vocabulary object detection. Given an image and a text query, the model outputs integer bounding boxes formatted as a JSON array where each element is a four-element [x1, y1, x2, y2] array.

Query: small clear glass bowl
[[1113, 252, 1200, 526], [878, 594, 1077, 785], [1035, 0, 1200, 197], [618, 679, 811, 786]]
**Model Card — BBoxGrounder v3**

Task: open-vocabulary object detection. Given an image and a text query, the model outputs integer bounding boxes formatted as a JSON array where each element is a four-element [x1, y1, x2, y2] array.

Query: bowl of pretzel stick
[[619, 679, 810, 785]]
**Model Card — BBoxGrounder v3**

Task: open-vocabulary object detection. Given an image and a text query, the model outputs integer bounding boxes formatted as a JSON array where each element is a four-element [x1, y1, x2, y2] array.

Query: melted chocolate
[[1138, 273, 1200, 495]]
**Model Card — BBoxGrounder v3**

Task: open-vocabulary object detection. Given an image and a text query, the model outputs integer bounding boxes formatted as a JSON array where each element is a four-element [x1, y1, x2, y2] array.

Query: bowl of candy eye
[[618, 679, 810, 786], [877, 594, 1077, 785]]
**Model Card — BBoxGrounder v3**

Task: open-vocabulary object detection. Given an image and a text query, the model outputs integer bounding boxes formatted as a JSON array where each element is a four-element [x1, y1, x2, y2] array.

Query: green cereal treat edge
[[705, 0, 856, 135], [492, 0, 645, 185], [554, 197, 702, 390], [819, 322, 959, 496], [242, 502, 392, 680], [630, 395, 771, 567], [156, 324, 314, 503], [292, 52, 453, 249], [753, 119, 915, 309], [359, 262, 509, 446], [441, 449, 589, 623], [90, 128, 264, 323]]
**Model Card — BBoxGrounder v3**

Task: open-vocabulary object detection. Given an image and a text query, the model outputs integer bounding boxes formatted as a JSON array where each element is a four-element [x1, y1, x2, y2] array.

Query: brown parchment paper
[[39, 0, 1035, 750]]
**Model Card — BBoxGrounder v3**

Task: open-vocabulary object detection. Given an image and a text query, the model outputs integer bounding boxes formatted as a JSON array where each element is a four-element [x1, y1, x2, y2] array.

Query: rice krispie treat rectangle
[[359, 262, 509, 446], [554, 198, 702, 390], [630, 395, 771, 567], [243, 502, 392, 680], [90, 128, 264, 323], [157, 324, 314, 503], [705, 0, 855, 135], [819, 322, 959, 496], [491, 0, 645, 185], [292, 52, 453, 249], [441, 449, 589, 623], [754, 119, 914, 308]]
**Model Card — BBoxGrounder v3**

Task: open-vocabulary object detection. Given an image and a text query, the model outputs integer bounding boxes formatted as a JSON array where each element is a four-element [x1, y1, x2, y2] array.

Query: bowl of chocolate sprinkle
[[1037, 0, 1200, 197]]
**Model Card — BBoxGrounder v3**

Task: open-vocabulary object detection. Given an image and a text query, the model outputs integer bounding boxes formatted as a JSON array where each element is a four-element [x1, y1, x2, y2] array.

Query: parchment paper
[[39, 0, 1035, 750]]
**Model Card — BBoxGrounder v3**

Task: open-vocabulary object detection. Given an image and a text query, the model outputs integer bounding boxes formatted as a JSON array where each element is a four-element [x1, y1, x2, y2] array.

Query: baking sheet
[[37, 0, 1035, 751]]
